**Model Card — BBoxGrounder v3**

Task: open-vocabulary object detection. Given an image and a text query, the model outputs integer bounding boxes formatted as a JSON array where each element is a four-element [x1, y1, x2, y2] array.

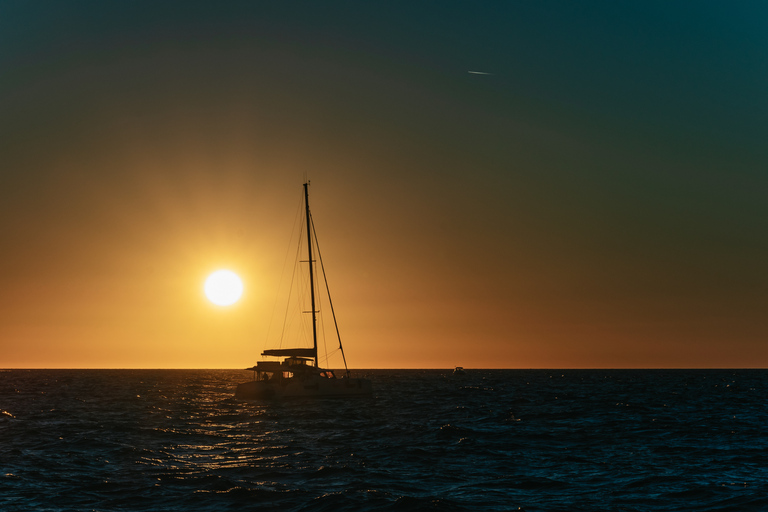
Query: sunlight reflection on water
[[2, 369, 768, 511]]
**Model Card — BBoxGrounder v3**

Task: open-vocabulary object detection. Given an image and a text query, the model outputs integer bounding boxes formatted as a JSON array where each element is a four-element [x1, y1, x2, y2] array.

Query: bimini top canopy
[[262, 348, 316, 358]]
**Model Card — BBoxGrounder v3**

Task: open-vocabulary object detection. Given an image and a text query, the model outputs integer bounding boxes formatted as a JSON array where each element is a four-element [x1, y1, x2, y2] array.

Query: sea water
[[1, 369, 767, 511]]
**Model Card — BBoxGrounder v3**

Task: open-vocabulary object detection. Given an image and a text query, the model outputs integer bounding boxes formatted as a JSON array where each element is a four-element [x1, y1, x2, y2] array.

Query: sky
[[1, 1, 767, 369]]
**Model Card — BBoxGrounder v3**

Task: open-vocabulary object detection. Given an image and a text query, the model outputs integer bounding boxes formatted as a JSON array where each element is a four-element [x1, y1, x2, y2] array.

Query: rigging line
[[310, 247, 330, 366], [295, 201, 316, 352], [319, 347, 341, 368], [309, 211, 350, 376], [277, 193, 306, 350], [317, 294, 330, 367], [305, 246, 329, 366], [298, 237, 314, 349], [263, 191, 305, 354]]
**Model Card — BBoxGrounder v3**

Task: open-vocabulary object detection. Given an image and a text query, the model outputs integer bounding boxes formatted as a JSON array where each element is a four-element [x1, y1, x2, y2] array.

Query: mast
[[304, 182, 319, 367]]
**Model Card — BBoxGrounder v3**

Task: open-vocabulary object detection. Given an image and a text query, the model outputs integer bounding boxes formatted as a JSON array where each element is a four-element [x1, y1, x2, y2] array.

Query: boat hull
[[235, 376, 372, 400]]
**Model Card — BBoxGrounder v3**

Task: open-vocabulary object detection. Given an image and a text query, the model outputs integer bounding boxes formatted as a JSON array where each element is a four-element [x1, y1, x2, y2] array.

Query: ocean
[[1, 369, 767, 511]]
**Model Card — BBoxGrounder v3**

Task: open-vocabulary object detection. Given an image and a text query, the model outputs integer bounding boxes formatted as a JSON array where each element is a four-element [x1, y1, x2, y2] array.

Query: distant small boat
[[453, 367, 466, 376], [235, 183, 372, 400]]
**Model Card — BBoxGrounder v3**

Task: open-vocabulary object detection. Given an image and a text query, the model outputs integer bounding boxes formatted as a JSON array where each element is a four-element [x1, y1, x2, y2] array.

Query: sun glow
[[204, 270, 244, 306]]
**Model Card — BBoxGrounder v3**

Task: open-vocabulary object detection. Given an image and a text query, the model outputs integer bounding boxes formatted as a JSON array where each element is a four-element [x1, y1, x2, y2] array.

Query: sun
[[204, 270, 244, 306]]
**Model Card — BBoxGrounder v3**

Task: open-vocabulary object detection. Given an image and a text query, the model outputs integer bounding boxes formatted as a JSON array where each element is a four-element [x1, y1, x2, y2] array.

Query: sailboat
[[235, 183, 373, 399]]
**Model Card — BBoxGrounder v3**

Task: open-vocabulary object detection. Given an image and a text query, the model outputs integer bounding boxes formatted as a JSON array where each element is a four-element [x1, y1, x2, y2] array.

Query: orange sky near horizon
[[2, 2, 767, 369]]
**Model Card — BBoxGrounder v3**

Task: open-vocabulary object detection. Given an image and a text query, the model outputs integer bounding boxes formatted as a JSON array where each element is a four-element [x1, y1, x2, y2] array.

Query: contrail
[[468, 70, 493, 75]]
